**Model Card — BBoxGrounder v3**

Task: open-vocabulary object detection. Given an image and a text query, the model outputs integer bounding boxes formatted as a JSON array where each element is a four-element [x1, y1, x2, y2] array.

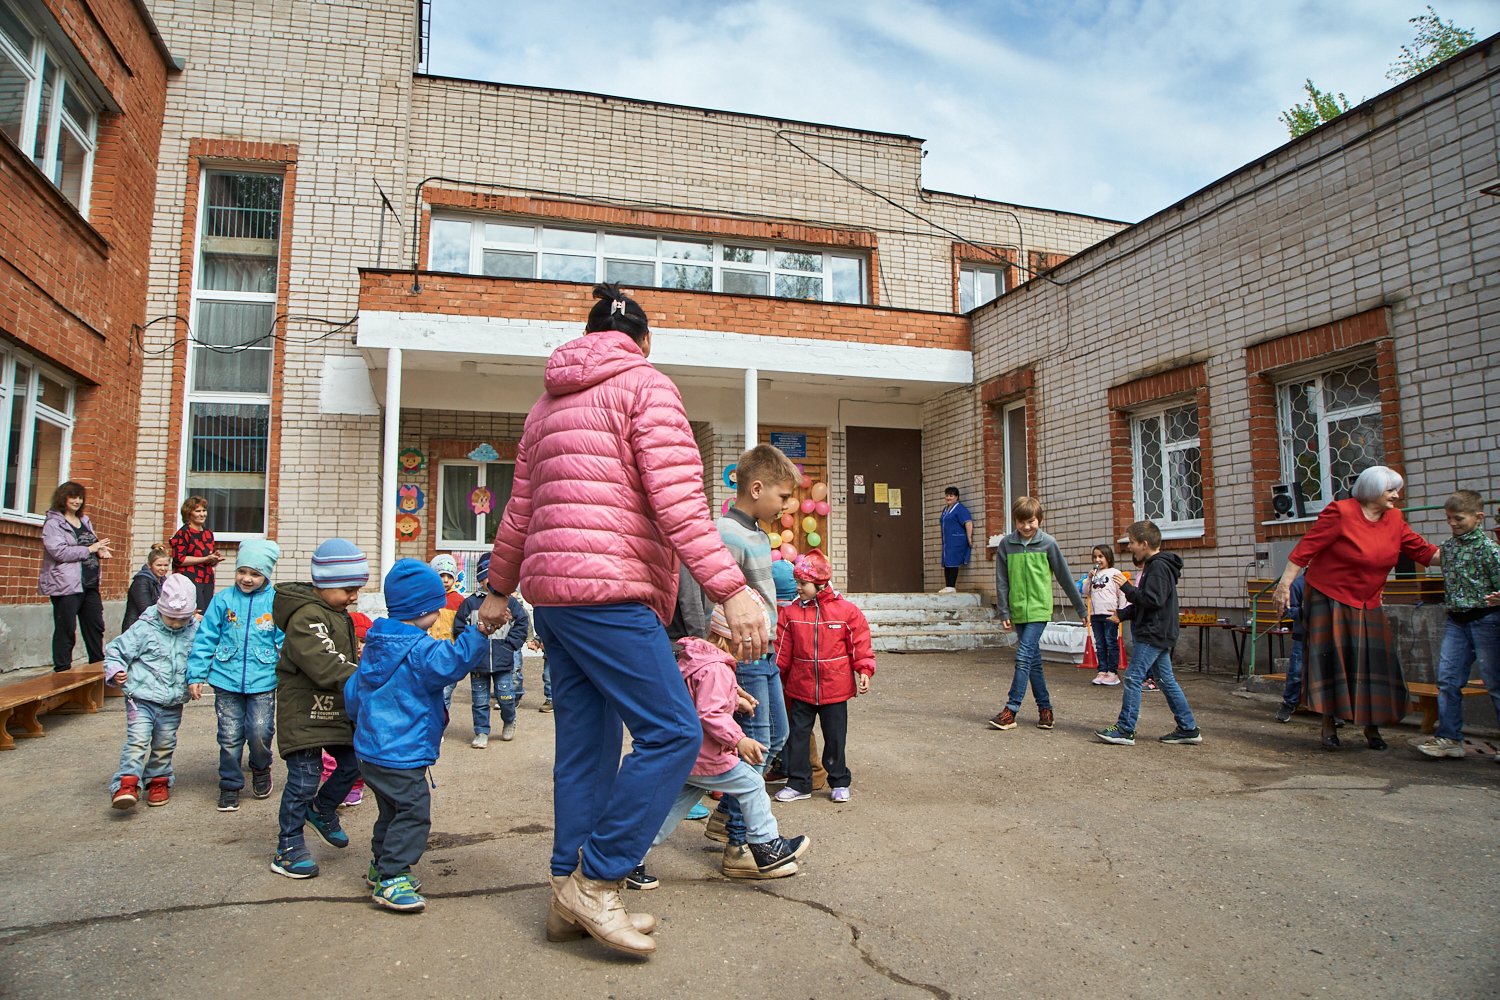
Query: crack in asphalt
[[752, 885, 953, 999]]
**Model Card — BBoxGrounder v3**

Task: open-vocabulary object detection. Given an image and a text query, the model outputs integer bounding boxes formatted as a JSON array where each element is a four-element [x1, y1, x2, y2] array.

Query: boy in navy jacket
[[345, 559, 493, 913], [453, 553, 529, 747]]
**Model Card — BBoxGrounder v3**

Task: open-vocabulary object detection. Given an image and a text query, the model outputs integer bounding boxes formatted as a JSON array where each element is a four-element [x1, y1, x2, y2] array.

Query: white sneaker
[[938, 587, 956, 594], [1091, 673, 1107, 685], [1416, 736, 1463, 759], [471, 733, 489, 749], [773, 787, 811, 803]]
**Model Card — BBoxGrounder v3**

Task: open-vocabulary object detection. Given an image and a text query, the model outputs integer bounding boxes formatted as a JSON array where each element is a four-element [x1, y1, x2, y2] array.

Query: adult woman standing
[[939, 486, 973, 592], [481, 285, 767, 959], [1273, 466, 1438, 751], [170, 496, 221, 613], [38, 482, 112, 671]]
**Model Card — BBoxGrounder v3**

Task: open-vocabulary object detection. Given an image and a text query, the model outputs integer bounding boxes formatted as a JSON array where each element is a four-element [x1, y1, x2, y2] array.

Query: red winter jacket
[[488, 330, 747, 625], [776, 587, 876, 705]]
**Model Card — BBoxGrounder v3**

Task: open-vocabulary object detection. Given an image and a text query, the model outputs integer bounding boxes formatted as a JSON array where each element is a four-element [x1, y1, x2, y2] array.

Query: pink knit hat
[[156, 574, 198, 617]]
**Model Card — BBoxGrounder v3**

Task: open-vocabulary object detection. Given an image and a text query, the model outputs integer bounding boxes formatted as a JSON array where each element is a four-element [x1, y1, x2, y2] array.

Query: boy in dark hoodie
[[1096, 520, 1203, 747], [345, 559, 493, 913], [270, 539, 368, 879]]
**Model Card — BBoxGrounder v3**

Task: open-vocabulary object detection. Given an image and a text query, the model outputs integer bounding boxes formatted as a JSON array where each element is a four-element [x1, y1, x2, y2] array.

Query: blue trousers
[[1434, 612, 1500, 741], [1278, 640, 1306, 710], [111, 697, 182, 793], [1116, 643, 1197, 733], [471, 669, 518, 732], [534, 603, 700, 881], [278, 745, 360, 851], [653, 760, 779, 848], [1005, 621, 1051, 711], [213, 689, 275, 790]]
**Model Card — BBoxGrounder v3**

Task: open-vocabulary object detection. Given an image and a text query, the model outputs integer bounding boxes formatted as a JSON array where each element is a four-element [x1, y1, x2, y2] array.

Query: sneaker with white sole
[[500, 721, 516, 741], [829, 787, 850, 803], [1416, 736, 1464, 759], [624, 864, 659, 890], [1095, 725, 1136, 746], [271, 846, 319, 879], [217, 788, 240, 812], [471, 733, 489, 749], [773, 787, 811, 803], [371, 873, 425, 912], [1159, 727, 1203, 745]]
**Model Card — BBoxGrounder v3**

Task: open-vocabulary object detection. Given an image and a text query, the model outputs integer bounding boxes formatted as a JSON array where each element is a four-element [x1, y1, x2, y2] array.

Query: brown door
[[845, 427, 923, 592]]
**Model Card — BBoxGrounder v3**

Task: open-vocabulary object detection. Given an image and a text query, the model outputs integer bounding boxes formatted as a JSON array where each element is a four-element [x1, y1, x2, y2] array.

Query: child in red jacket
[[773, 550, 875, 804]]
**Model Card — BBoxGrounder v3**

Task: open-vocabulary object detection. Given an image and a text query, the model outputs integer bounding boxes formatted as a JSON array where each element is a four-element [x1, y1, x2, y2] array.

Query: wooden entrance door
[[845, 427, 923, 592]]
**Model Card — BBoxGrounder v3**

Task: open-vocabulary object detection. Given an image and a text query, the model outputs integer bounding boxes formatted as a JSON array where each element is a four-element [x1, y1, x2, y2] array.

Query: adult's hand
[[476, 592, 512, 631], [722, 587, 769, 661], [1271, 562, 1301, 615]]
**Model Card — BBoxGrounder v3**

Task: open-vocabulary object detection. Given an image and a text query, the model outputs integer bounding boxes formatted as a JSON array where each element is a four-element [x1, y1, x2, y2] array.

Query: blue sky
[[428, 1, 1498, 222]]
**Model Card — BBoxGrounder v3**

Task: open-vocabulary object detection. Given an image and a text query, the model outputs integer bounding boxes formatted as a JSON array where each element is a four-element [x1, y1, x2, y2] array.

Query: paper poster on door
[[873, 483, 888, 503], [887, 488, 901, 509]]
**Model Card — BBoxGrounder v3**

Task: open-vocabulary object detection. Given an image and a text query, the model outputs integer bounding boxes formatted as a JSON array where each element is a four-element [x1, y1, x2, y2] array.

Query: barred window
[[1131, 401, 1204, 537], [1277, 358, 1383, 512]]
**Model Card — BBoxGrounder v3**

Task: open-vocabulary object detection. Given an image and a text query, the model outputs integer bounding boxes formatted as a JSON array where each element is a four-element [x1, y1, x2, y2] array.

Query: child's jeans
[[512, 648, 526, 703], [653, 760, 779, 847], [471, 668, 518, 734], [1005, 621, 1051, 711], [213, 688, 275, 790], [1090, 615, 1120, 674], [111, 697, 182, 793], [1116, 643, 1196, 733], [359, 759, 432, 880], [541, 655, 552, 700], [783, 698, 851, 794], [279, 745, 360, 850], [1433, 612, 1500, 741], [719, 655, 788, 844], [1278, 640, 1306, 710]]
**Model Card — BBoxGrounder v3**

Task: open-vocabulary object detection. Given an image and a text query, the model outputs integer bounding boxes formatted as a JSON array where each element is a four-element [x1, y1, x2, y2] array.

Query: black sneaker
[[217, 788, 240, 812], [1159, 727, 1203, 745], [251, 768, 273, 799], [1095, 725, 1136, 746], [624, 864, 658, 890], [1274, 705, 1294, 724], [747, 835, 810, 876]]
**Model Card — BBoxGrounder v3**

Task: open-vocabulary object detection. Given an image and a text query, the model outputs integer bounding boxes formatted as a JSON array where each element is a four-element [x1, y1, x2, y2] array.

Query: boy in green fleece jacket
[[988, 496, 1085, 732]]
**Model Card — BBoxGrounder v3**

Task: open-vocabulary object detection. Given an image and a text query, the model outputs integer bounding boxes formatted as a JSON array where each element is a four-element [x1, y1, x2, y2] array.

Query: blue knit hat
[[384, 558, 447, 621], [310, 538, 369, 589], [235, 538, 280, 579], [476, 553, 490, 583]]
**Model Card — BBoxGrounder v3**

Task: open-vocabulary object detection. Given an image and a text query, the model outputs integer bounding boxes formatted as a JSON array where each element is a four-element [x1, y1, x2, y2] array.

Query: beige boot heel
[[547, 877, 658, 941], [552, 869, 657, 956]]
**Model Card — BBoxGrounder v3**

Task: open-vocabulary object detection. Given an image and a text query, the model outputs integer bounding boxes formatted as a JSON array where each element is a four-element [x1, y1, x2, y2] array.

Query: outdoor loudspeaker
[[1271, 483, 1305, 520]]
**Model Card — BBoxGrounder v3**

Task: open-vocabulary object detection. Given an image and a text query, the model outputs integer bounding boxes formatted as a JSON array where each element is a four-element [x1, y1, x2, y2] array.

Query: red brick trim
[[1244, 308, 1400, 541], [1106, 362, 1217, 550], [1024, 250, 1070, 285], [951, 243, 1017, 311], [163, 140, 299, 541], [425, 439, 520, 558], [979, 366, 1037, 559]]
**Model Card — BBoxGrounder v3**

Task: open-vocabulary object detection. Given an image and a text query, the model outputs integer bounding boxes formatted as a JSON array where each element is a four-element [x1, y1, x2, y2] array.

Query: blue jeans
[[1005, 621, 1051, 711], [719, 656, 788, 844], [471, 669, 518, 733], [277, 745, 361, 851], [653, 760, 780, 848], [512, 648, 526, 703], [1116, 643, 1197, 733], [1279, 640, 1306, 710], [535, 603, 700, 881], [1090, 615, 1120, 674], [1434, 612, 1500, 741], [541, 655, 552, 700], [213, 689, 275, 790], [112, 697, 182, 793]]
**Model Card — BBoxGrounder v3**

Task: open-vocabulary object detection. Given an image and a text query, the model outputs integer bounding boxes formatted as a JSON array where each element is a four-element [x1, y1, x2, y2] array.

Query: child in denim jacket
[[188, 538, 283, 812], [107, 575, 201, 810]]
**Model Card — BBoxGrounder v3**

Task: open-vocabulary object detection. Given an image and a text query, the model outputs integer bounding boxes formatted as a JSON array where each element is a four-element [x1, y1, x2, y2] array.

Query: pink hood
[[676, 637, 745, 776], [489, 330, 746, 624]]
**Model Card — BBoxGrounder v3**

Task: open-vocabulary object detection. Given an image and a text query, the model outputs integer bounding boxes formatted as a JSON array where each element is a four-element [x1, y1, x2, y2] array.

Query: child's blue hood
[[358, 617, 425, 686]]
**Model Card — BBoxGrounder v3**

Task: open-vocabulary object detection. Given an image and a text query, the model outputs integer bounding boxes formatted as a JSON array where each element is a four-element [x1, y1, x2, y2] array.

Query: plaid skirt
[[1301, 584, 1408, 726]]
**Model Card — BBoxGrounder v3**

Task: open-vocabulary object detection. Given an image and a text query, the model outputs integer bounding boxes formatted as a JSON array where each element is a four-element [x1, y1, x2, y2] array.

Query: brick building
[[0, 0, 174, 669]]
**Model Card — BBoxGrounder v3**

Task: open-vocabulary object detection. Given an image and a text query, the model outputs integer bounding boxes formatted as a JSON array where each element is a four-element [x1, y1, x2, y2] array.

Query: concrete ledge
[[0, 600, 128, 674]]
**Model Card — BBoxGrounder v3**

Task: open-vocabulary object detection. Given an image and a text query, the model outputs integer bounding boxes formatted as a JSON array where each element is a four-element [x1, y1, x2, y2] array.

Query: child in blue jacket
[[345, 559, 493, 913], [453, 553, 529, 747], [188, 538, 283, 812]]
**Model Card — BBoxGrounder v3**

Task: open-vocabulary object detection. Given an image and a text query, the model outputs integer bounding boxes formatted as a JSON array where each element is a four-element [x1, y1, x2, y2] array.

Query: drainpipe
[[380, 347, 403, 587]]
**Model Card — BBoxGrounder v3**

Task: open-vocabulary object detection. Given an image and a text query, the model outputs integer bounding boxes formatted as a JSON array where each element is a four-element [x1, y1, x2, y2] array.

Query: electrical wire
[[131, 313, 359, 358]]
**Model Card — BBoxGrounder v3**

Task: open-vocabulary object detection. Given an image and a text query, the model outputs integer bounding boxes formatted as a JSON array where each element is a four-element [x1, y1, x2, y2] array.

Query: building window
[[1277, 357, 1383, 512], [437, 460, 514, 548], [0, 0, 98, 214], [959, 264, 1005, 312], [1131, 400, 1204, 537], [183, 170, 283, 537], [0, 347, 73, 519], [429, 215, 868, 304]]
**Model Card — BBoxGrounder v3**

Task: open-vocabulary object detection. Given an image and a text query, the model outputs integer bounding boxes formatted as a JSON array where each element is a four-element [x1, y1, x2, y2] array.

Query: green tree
[[1279, 80, 1353, 138]]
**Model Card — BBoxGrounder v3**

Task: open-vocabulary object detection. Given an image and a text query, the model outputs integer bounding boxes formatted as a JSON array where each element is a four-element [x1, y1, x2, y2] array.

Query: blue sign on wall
[[769, 432, 807, 458]]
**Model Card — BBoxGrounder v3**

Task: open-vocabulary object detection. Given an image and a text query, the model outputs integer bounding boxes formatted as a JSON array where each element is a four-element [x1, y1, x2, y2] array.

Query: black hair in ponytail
[[585, 283, 650, 343]]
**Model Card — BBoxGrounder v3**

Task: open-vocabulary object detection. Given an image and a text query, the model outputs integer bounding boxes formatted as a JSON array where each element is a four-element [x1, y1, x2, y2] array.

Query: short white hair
[[1351, 465, 1403, 503]]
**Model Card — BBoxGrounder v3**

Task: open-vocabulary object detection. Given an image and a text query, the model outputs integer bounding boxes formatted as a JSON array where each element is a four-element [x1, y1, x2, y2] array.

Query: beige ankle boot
[[546, 876, 656, 941], [550, 869, 656, 956], [704, 809, 729, 843]]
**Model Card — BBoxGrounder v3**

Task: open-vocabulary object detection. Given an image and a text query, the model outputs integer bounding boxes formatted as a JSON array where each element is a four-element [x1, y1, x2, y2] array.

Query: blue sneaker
[[686, 803, 711, 821], [366, 861, 422, 891], [271, 846, 320, 879], [305, 806, 349, 849], [372, 873, 426, 913]]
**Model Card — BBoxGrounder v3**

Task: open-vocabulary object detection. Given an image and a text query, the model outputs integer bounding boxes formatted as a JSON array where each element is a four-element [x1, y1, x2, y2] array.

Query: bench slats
[[0, 668, 106, 751]]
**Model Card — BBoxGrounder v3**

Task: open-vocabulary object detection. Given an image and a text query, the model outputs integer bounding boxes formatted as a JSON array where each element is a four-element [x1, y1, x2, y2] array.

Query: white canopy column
[[379, 346, 402, 587]]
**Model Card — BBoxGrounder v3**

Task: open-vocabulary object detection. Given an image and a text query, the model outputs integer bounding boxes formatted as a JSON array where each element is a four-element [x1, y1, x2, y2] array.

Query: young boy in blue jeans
[[454, 553, 529, 747], [188, 537, 283, 811], [346, 559, 494, 912], [1096, 520, 1203, 746], [989, 496, 1085, 731], [1417, 490, 1500, 760]]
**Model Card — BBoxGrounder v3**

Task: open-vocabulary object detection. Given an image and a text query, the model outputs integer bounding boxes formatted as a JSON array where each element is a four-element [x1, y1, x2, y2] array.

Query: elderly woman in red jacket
[[480, 284, 766, 959], [1273, 466, 1438, 751]]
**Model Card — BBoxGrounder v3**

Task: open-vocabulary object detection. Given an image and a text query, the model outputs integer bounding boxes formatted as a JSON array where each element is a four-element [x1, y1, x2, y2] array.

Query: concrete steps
[[844, 592, 1012, 653]]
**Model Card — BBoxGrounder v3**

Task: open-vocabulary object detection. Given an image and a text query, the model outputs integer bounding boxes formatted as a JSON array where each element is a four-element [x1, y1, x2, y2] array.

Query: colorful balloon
[[810, 482, 828, 501], [802, 515, 818, 533], [800, 499, 815, 514], [806, 531, 821, 548], [771, 549, 783, 561], [814, 501, 830, 517], [767, 531, 782, 547], [780, 543, 798, 561], [779, 513, 795, 529], [799, 475, 813, 490]]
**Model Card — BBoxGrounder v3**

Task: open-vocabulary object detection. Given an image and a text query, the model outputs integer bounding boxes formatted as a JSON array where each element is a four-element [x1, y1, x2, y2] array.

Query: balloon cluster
[[769, 477, 829, 561]]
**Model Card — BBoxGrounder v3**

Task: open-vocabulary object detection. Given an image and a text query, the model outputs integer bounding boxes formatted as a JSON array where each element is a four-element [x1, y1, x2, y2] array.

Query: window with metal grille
[[1131, 401, 1204, 537], [183, 170, 283, 537], [437, 461, 515, 549], [0, 346, 73, 520], [1277, 358, 1383, 512]]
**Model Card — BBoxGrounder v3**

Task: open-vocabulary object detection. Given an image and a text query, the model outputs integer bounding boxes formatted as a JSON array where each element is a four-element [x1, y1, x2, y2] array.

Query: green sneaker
[[271, 846, 320, 879], [1095, 725, 1136, 746], [372, 873, 426, 913], [366, 862, 421, 891], [305, 806, 349, 849]]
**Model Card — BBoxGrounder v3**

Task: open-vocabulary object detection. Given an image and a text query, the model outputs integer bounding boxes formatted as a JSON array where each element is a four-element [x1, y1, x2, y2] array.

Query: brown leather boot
[[546, 876, 656, 941], [550, 869, 656, 956], [703, 808, 729, 843]]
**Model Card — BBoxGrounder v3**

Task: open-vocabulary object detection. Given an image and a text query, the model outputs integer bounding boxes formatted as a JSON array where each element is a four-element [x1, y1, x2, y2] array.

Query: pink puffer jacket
[[488, 330, 746, 624]]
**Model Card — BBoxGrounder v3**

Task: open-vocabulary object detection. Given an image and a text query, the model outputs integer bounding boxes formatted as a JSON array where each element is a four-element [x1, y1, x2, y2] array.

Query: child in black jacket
[[1095, 521, 1203, 747]]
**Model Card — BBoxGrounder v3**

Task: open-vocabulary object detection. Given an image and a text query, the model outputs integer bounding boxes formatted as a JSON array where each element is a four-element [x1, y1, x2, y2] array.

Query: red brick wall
[[978, 366, 1037, 558], [0, 0, 171, 605]]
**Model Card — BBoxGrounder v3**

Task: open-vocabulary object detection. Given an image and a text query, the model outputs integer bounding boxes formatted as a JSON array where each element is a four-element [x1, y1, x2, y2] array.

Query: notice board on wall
[[769, 432, 807, 458]]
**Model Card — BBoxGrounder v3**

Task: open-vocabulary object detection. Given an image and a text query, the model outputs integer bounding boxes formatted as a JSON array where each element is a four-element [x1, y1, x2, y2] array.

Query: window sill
[[1261, 516, 1318, 526], [0, 512, 45, 537], [436, 543, 493, 552]]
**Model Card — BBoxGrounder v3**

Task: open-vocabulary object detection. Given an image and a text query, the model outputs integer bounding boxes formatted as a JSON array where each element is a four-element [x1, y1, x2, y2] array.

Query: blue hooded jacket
[[187, 581, 283, 693], [344, 616, 488, 769], [452, 591, 528, 674]]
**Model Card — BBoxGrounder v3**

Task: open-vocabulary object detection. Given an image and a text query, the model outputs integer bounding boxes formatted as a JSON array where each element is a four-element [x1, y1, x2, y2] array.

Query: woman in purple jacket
[[38, 482, 112, 671]]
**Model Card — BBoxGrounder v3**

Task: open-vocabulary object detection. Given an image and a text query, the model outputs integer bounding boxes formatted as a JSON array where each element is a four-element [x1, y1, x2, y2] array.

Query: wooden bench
[[0, 667, 106, 751], [1407, 679, 1488, 734]]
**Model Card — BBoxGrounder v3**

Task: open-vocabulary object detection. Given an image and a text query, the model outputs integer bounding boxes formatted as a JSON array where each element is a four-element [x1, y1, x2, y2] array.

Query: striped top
[[716, 507, 777, 632]]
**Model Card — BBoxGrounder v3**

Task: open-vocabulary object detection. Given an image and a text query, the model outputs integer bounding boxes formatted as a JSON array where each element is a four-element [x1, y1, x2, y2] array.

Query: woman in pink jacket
[[481, 284, 767, 959]]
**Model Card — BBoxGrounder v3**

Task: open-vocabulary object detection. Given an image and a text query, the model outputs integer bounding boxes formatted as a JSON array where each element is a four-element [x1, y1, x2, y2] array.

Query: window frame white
[[1129, 398, 1205, 540], [1275, 357, 1383, 514], [1000, 399, 1027, 533], [435, 459, 515, 550], [0, 345, 75, 524], [0, 0, 98, 215], [959, 263, 1006, 312], [179, 167, 284, 541], [428, 213, 869, 305]]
